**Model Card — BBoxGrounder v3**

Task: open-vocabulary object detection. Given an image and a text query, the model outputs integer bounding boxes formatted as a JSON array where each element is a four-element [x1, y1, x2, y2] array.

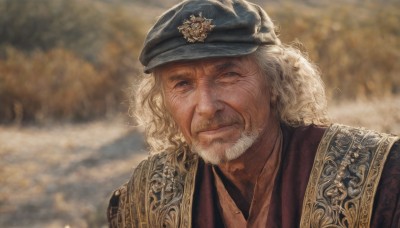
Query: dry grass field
[[0, 0, 399, 227], [0, 96, 399, 227], [328, 96, 400, 135], [1, 0, 399, 123], [0, 117, 148, 227]]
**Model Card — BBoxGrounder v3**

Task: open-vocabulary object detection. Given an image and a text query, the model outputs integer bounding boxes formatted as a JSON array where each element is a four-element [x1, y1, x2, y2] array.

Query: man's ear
[[269, 88, 278, 106], [270, 91, 280, 119]]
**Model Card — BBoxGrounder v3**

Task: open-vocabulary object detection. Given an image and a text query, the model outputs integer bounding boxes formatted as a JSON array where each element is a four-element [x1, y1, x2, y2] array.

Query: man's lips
[[195, 124, 237, 136]]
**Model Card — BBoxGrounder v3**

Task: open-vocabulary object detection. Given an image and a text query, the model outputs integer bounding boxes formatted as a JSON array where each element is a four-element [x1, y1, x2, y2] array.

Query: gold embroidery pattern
[[108, 183, 128, 227], [300, 124, 398, 228], [178, 13, 215, 43], [149, 150, 198, 227], [135, 156, 150, 227], [180, 153, 198, 227], [148, 155, 184, 227], [117, 148, 198, 228]]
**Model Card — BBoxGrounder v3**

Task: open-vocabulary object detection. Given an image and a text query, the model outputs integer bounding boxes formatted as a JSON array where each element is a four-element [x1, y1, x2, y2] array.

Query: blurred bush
[[268, 2, 400, 101], [0, 0, 145, 123], [0, 0, 399, 124], [0, 0, 105, 61], [0, 47, 111, 122]]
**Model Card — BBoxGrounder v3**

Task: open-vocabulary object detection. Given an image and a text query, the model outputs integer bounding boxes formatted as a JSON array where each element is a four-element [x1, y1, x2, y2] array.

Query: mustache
[[191, 115, 242, 133]]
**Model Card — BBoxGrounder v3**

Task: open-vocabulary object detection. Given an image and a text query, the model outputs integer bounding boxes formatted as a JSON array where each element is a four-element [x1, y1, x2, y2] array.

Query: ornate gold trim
[[122, 148, 199, 228], [110, 148, 199, 227], [300, 124, 398, 228], [180, 154, 199, 227]]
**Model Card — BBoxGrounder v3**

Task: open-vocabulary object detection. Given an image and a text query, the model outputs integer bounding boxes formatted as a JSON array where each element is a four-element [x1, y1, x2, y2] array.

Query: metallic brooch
[[178, 13, 215, 43]]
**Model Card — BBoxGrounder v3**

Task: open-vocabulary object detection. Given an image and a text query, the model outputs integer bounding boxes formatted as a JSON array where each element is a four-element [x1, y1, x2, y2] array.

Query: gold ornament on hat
[[178, 13, 215, 43]]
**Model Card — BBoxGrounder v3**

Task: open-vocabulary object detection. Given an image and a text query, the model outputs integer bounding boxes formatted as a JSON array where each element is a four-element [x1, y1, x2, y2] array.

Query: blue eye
[[174, 80, 190, 88], [172, 80, 194, 92], [218, 72, 241, 83], [224, 72, 239, 77]]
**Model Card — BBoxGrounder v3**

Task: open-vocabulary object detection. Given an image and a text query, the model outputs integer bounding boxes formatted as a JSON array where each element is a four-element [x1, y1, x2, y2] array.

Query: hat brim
[[144, 43, 259, 74]]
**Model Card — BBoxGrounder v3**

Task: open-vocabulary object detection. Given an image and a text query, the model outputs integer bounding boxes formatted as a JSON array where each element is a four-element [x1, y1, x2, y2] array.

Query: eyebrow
[[213, 61, 238, 74], [163, 59, 239, 82], [166, 73, 191, 82]]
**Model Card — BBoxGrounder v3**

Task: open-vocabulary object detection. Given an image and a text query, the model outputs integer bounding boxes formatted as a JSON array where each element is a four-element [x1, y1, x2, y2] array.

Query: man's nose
[[195, 85, 223, 118]]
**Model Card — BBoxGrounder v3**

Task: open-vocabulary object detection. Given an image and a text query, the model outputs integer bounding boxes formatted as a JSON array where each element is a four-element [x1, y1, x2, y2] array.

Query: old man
[[108, 0, 400, 227]]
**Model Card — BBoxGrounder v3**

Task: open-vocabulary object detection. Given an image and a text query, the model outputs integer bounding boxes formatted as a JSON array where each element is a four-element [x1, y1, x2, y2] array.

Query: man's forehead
[[156, 56, 252, 76]]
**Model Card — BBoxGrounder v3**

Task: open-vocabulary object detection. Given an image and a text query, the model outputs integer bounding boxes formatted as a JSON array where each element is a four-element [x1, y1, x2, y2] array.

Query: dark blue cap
[[139, 0, 280, 73]]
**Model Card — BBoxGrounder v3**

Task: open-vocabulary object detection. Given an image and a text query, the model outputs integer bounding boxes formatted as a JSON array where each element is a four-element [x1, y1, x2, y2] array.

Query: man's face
[[159, 56, 278, 164]]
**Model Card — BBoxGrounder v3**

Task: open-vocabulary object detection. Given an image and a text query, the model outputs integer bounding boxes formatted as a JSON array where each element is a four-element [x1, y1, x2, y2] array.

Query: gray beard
[[192, 132, 259, 165]]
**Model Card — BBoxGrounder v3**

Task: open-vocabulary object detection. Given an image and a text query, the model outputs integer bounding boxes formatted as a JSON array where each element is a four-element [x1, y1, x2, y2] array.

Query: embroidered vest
[[109, 124, 398, 227], [300, 124, 398, 227]]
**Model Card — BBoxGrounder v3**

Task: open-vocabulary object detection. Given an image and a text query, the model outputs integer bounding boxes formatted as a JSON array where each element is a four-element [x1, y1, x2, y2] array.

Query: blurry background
[[0, 0, 399, 227]]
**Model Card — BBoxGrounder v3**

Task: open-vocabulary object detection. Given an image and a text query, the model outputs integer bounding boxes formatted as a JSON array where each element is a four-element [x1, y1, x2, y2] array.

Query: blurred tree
[[0, 0, 106, 62], [0, 0, 398, 123], [0, 0, 147, 123], [268, 2, 400, 101]]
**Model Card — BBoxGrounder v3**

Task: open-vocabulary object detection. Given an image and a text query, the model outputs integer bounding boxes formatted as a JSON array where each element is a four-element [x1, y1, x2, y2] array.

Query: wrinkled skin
[[158, 55, 280, 164]]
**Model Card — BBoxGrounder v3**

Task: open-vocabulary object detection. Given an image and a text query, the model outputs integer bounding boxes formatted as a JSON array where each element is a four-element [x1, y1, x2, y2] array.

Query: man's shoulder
[[300, 123, 399, 227], [107, 148, 199, 227], [112, 148, 190, 199], [288, 123, 397, 140], [107, 182, 128, 227], [106, 151, 172, 227], [321, 123, 399, 158], [130, 148, 199, 177], [289, 123, 398, 151]]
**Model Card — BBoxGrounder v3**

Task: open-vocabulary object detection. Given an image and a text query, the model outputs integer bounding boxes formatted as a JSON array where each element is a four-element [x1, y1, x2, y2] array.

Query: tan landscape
[[0, 0, 399, 227]]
